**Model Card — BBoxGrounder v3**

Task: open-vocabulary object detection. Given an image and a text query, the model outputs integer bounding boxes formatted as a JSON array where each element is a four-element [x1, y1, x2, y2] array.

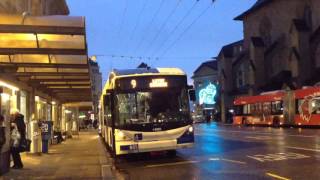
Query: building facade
[[192, 60, 219, 121], [0, 0, 69, 15], [218, 0, 320, 122], [89, 59, 102, 122]]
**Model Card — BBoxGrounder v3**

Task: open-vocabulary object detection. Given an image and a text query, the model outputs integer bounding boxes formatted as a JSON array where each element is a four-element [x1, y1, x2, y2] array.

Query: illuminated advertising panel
[[197, 82, 217, 105]]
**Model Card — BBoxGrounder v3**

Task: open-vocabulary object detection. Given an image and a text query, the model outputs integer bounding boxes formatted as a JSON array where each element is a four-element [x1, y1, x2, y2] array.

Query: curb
[[98, 137, 116, 180]]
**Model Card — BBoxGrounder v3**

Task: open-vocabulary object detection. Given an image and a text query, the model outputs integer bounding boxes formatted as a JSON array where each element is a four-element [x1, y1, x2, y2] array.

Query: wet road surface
[[114, 123, 320, 180]]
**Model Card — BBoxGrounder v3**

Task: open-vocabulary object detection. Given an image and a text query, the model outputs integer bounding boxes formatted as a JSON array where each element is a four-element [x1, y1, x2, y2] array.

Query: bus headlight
[[188, 126, 193, 133], [116, 130, 127, 140], [118, 131, 124, 138]]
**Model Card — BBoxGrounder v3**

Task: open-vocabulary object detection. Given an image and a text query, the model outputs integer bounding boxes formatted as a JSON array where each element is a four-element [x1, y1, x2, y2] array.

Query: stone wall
[[239, 0, 320, 88]]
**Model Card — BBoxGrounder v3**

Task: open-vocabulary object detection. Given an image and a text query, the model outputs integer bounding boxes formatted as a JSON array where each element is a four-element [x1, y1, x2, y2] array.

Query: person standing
[[0, 115, 5, 152], [10, 111, 26, 169]]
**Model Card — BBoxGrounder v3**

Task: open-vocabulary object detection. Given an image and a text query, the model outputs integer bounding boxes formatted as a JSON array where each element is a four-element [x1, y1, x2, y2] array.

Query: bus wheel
[[167, 150, 177, 157], [242, 118, 247, 126], [272, 117, 280, 127]]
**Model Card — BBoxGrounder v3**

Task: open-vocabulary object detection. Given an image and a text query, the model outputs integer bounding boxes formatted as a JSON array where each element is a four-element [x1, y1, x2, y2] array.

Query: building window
[[236, 64, 246, 88], [259, 16, 272, 46], [304, 5, 313, 30]]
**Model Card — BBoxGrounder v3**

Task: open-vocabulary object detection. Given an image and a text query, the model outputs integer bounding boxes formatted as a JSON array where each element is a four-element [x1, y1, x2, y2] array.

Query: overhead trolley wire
[[144, 0, 183, 56], [91, 54, 211, 61], [115, 0, 129, 51], [133, 0, 166, 54], [148, 0, 199, 58], [154, 0, 215, 64], [126, 0, 149, 55]]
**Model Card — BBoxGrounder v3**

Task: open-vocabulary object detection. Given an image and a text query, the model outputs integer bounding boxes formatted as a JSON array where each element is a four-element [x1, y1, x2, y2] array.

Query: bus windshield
[[115, 88, 189, 126]]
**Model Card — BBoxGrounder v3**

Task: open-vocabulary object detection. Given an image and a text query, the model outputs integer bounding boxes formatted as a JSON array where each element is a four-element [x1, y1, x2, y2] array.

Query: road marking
[[209, 158, 246, 164], [145, 160, 198, 168], [266, 172, 291, 180], [208, 129, 318, 138], [287, 134, 316, 138], [220, 158, 247, 164], [247, 152, 310, 162], [245, 136, 272, 140], [285, 146, 320, 153]]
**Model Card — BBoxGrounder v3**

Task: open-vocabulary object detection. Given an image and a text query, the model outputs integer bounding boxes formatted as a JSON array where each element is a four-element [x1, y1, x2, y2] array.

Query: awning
[[0, 15, 91, 103]]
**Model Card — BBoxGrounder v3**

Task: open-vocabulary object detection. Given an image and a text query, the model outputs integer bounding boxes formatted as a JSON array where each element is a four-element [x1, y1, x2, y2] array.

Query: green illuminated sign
[[199, 83, 217, 105]]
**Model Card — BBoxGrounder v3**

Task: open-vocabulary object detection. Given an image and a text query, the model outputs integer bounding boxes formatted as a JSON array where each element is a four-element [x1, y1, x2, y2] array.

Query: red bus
[[233, 87, 320, 126]]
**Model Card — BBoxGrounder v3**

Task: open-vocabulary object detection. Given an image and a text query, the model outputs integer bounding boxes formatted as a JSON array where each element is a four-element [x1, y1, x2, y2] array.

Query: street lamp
[[21, 11, 30, 25], [90, 55, 97, 61]]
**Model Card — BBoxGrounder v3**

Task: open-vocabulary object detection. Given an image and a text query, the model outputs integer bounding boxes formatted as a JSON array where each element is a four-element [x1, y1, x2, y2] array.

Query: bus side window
[[235, 105, 244, 115], [247, 104, 252, 115], [313, 97, 320, 114], [263, 102, 271, 114], [104, 94, 113, 125], [296, 99, 302, 114], [271, 101, 283, 115]]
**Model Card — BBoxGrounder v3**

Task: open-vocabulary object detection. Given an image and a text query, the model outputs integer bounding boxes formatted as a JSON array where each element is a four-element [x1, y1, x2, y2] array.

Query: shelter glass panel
[[17, 67, 58, 73], [0, 15, 84, 27], [58, 68, 88, 73], [11, 54, 49, 63], [50, 55, 87, 64], [0, 33, 37, 48], [0, 55, 10, 62], [38, 34, 85, 49], [32, 76, 64, 79]]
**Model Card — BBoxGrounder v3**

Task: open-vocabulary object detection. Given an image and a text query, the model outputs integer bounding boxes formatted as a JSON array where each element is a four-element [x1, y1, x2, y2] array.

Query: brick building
[[218, 0, 320, 122]]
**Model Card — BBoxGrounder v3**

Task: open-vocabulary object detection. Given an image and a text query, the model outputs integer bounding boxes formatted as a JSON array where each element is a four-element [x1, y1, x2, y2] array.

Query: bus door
[[283, 91, 295, 125], [104, 93, 115, 151]]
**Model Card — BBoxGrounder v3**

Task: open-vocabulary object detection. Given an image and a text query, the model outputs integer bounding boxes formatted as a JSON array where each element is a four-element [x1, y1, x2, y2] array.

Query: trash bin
[[40, 121, 53, 153], [42, 139, 49, 153]]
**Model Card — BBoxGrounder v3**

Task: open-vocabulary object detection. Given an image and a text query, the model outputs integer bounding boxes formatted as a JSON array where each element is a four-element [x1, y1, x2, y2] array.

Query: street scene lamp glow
[[1, 93, 10, 102], [0, 81, 19, 91]]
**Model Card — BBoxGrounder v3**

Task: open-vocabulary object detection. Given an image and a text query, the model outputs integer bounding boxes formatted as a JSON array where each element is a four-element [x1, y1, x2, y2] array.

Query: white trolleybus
[[99, 68, 195, 156]]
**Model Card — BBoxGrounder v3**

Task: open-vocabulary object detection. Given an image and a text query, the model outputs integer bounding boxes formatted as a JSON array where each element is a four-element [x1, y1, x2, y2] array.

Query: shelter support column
[[29, 89, 41, 154]]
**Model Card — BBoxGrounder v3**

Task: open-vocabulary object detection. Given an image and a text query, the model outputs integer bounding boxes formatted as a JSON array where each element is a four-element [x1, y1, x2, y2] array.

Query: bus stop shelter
[[0, 14, 92, 175], [0, 14, 92, 103]]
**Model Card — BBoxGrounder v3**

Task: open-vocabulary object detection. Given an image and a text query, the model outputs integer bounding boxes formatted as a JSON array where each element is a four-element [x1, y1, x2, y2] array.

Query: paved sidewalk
[[1, 131, 114, 180]]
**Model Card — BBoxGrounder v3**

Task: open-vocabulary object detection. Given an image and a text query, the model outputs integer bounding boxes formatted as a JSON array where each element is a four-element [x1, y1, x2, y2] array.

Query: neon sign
[[149, 79, 168, 88], [199, 83, 217, 105]]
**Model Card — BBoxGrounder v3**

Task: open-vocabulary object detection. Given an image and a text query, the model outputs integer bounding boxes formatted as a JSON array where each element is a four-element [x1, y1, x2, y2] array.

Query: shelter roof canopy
[[0, 15, 91, 103]]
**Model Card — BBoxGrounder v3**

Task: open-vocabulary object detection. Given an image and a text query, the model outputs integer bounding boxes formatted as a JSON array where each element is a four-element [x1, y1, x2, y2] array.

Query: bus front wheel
[[272, 117, 280, 127]]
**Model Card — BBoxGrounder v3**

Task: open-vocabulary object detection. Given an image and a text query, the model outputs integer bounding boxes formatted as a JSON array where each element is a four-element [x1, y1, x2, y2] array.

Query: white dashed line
[[266, 172, 291, 180], [145, 160, 199, 168], [209, 158, 247, 164], [285, 146, 320, 153]]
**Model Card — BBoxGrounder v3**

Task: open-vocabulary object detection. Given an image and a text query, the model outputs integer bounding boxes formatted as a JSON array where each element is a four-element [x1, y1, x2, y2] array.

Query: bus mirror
[[188, 89, 196, 102], [104, 94, 111, 105]]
